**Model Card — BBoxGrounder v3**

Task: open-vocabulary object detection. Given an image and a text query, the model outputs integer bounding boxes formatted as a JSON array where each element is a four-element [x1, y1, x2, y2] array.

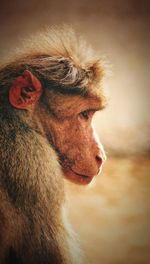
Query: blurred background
[[0, 1, 150, 263]]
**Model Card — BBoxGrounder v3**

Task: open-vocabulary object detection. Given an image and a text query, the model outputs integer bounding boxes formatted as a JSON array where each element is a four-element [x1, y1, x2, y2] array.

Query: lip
[[63, 167, 94, 185], [72, 169, 93, 181]]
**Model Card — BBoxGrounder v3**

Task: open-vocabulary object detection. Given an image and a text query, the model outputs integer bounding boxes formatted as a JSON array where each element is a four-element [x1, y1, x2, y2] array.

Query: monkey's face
[[9, 70, 106, 185], [40, 90, 106, 185]]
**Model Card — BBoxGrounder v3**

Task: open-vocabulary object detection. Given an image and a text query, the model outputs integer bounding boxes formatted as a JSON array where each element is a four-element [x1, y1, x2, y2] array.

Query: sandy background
[[0, 1, 150, 263], [66, 157, 150, 264]]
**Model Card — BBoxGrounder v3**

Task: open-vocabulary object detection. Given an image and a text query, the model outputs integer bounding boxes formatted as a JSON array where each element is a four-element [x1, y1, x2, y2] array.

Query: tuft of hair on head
[[15, 25, 97, 67], [0, 25, 107, 98]]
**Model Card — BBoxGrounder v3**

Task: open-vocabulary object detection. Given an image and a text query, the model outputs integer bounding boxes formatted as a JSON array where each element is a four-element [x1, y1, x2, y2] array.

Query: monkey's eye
[[80, 110, 90, 120]]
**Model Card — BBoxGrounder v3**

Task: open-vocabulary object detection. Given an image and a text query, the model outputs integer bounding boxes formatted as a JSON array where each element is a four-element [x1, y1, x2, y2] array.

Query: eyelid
[[79, 109, 95, 120]]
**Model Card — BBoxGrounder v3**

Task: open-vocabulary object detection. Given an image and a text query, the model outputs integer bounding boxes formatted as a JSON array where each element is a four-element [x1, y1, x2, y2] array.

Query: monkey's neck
[[0, 115, 65, 215]]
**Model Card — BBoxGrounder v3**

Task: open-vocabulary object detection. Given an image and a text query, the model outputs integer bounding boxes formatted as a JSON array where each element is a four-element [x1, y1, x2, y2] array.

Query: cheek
[[61, 125, 93, 158], [53, 121, 84, 157], [51, 120, 78, 154]]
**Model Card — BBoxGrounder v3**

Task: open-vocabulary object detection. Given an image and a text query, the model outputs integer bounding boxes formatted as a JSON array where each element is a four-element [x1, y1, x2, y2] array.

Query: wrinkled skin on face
[[38, 90, 106, 185]]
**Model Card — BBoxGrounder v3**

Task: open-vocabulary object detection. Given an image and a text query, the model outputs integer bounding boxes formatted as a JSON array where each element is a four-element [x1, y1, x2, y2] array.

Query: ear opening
[[9, 70, 42, 109]]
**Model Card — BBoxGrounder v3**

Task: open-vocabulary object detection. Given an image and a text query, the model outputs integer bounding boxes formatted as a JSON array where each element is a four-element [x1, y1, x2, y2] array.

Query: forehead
[[44, 89, 107, 118]]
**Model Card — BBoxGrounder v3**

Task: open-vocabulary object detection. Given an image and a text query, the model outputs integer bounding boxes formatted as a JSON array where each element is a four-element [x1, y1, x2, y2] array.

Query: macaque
[[0, 27, 107, 264]]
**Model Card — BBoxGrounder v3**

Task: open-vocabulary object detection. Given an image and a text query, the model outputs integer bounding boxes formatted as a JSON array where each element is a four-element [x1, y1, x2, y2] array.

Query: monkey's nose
[[95, 155, 103, 167]]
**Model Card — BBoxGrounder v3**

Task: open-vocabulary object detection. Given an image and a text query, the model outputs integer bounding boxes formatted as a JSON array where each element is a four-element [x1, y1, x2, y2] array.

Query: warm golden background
[[0, 1, 150, 263]]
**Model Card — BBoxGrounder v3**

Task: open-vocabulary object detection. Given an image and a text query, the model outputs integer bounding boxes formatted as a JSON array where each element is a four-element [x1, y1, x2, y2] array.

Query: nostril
[[96, 155, 103, 166]]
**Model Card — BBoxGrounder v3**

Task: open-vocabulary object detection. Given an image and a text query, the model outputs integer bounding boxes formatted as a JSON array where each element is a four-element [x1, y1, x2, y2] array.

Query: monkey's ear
[[9, 70, 42, 109]]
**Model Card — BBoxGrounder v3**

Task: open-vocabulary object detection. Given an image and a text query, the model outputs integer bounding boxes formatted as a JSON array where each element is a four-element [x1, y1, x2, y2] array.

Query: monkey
[[0, 27, 107, 264]]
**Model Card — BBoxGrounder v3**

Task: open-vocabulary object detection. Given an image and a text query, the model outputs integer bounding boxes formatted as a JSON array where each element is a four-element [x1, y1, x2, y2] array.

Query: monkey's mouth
[[60, 155, 94, 185], [63, 167, 94, 185]]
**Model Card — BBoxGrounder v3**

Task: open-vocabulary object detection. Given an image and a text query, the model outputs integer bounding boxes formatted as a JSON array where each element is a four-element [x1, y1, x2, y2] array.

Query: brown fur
[[0, 27, 107, 264]]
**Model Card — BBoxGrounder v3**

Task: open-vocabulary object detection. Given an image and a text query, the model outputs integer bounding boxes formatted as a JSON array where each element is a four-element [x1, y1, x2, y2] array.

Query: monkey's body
[[0, 27, 106, 264], [0, 111, 79, 264]]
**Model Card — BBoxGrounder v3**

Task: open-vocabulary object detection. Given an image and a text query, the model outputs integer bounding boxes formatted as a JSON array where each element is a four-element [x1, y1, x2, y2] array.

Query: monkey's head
[[1, 28, 107, 185]]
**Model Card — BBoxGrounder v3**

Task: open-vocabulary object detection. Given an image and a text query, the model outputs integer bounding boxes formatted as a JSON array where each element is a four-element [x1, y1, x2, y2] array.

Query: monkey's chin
[[63, 169, 94, 185]]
